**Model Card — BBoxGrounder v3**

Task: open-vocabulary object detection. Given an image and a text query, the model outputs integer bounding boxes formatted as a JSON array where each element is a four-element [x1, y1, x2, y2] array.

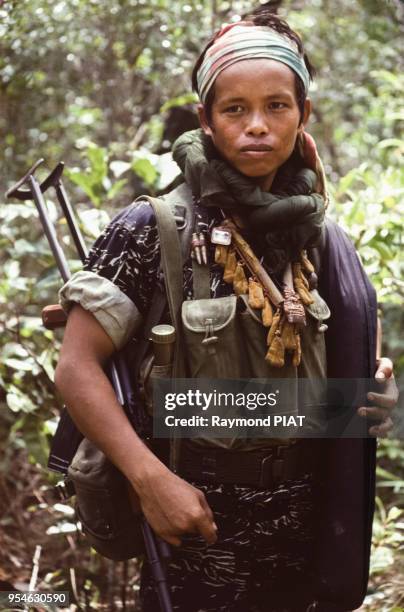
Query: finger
[[358, 406, 390, 420], [198, 493, 216, 526], [375, 357, 393, 381], [161, 533, 182, 547], [196, 510, 218, 545], [369, 417, 393, 438], [367, 389, 398, 410]]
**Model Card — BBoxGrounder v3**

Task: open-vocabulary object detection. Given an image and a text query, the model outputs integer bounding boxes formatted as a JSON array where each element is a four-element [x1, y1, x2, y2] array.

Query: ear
[[197, 104, 213, 136], [298, 98, 312, 132]]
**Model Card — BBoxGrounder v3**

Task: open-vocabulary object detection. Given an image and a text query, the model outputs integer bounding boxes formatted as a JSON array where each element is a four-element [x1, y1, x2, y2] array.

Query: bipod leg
[[41, 161, 88, 264], [6, 159, 71, 282], [55, 179, 87, 263], [27, 175, 71, 282]]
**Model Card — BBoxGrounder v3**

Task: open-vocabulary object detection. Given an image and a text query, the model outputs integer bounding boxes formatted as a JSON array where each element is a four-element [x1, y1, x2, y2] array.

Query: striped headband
[[197, 23, 310, 104]]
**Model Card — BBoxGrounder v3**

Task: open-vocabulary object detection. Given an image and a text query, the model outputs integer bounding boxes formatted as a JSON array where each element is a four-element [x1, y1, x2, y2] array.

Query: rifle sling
[[147, 196, 186, 380], [131, 183, 195, 389]]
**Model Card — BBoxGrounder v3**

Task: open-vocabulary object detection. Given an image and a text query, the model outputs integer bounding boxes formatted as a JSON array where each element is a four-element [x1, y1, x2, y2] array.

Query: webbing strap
[[147, 195, 189, 472], [163, 183, 195, 262], [132, 183, 194, 382], [131, 283, 167, 386], [147, 197, 186, 380], [192, 259, 211, 299]]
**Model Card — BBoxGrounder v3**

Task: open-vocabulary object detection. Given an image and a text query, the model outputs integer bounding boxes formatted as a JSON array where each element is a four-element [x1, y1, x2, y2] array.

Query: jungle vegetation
[[0, 0, 403, 609]]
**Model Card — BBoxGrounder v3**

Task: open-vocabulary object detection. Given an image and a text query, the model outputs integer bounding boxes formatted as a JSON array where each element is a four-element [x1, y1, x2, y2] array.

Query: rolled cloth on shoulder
[[172, 128, 325, 272], [197, 22, 311, 104]]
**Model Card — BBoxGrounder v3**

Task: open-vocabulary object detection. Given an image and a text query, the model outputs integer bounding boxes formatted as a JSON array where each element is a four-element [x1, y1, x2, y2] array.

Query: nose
[[245, 110, 269, 136]]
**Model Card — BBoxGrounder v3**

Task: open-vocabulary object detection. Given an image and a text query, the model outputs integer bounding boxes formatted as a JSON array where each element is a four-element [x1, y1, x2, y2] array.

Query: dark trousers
[[140, 474, 320, 612]]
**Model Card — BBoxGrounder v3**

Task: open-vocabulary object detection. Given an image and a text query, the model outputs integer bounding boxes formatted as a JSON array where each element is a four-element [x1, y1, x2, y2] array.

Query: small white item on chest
[[211, 225, 232, 246]]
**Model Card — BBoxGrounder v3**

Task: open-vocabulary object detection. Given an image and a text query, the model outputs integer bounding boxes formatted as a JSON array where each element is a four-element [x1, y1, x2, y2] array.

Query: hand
[[357, 357, 399, 437], [133, 462, 218, 548]]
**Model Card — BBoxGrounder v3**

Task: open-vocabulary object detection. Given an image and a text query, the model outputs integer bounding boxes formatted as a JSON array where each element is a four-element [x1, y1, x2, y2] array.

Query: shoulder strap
[[146, 188, 194, 473], [160, 182, 195, 262], [141, 182, 195, 379], [147, 195, 183, 339], [131, 183, 194, 390]]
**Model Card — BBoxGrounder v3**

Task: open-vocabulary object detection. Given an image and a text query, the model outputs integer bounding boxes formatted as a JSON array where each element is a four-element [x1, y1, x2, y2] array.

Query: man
[[55, 9, 397, 612]]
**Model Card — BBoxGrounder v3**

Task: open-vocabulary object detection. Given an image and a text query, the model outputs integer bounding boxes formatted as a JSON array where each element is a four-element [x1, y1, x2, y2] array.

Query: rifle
[[6, 159, 173, 612]]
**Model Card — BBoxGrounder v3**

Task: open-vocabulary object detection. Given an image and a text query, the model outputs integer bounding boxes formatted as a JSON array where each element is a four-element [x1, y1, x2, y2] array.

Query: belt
[[178, 442, 314, 488]]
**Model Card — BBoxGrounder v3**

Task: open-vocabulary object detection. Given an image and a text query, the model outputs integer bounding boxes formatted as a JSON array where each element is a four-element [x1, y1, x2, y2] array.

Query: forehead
[[213, 58, 297, 100]]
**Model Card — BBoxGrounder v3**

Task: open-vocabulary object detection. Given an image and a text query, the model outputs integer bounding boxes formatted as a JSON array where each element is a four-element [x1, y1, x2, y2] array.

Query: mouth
[[239, 144, 274, 159], [240, 144, 273, 152], [239, 148, 273, 160]]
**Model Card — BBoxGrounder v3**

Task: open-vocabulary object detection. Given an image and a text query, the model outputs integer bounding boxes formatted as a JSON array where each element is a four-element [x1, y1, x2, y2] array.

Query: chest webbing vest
[[144, 183, 329, 450]]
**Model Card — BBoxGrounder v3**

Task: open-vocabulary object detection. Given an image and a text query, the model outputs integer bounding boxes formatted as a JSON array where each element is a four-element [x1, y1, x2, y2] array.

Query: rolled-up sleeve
[[58, 200, 161, 350], [59, 270, 143, 349]]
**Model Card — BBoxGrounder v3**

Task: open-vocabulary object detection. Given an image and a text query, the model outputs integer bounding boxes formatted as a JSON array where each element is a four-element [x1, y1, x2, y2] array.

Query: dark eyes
[[223, 102, 288, 113], [224, 105, 244, 113], [269, 102, 287, 110]]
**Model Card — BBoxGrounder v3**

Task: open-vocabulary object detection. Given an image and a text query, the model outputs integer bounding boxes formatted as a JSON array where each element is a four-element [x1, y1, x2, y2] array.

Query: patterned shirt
[[83, 199, 237, 317]]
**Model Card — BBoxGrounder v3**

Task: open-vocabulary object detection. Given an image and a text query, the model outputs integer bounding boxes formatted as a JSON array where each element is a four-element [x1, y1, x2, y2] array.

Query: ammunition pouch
[[68, 438, 144, 560]]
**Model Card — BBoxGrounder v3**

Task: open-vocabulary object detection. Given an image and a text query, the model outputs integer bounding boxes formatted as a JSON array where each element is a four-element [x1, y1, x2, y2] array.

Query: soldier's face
[[199, 59, 311, 192]]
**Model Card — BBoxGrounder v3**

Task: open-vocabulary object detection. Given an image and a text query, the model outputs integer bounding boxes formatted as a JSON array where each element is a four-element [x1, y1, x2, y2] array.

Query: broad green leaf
[[369, 545, 394, 574], [132, 156, 158, 187], [67, 170, 99, 205], [4, 357, 36, 372], [386, 506, 402, 523], [6, 389, 37, 413], [107, 178, 127, 200], [87, 144, 108, 183], [4, 260, 20, 279]]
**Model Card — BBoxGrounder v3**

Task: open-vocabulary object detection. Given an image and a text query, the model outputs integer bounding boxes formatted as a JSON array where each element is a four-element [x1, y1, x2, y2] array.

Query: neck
[[253, 171, 276, 192]]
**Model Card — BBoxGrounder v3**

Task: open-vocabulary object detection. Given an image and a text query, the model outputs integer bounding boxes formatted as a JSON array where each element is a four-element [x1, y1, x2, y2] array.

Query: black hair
[[191, 9, 315, 125]]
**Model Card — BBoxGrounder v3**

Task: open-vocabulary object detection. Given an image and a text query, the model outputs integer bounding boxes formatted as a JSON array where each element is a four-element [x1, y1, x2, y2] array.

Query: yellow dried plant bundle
[[265, 333, 285, 368], [266, 309, 282, 346], [262, 296, 273, 327], [223, 248, 237, 283], [233, 261, 248, 295], [301, 251, 315, 274], [248, 277, 265, 309], [224, 220, 283, 307], [292, 332, 302, 367], [301, 272, 310, 291], [294, 279, 314, 305], [293, 262, 310, 290], [215, 244, 229, 266], [281, 321, 297, 351]]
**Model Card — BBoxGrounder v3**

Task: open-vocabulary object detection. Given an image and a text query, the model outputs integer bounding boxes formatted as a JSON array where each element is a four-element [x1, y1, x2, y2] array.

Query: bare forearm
[[55, 306, 217, 545], [54, 359, 166, 490]]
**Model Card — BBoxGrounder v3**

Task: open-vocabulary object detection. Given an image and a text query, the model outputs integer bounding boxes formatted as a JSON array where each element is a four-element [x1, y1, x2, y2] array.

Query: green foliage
[[66, 143, 127, 207], [330, 157, 403, 304], [0, 0, 403, 606], [371, 498, 403, 575], [160, 93, 199, 113]]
